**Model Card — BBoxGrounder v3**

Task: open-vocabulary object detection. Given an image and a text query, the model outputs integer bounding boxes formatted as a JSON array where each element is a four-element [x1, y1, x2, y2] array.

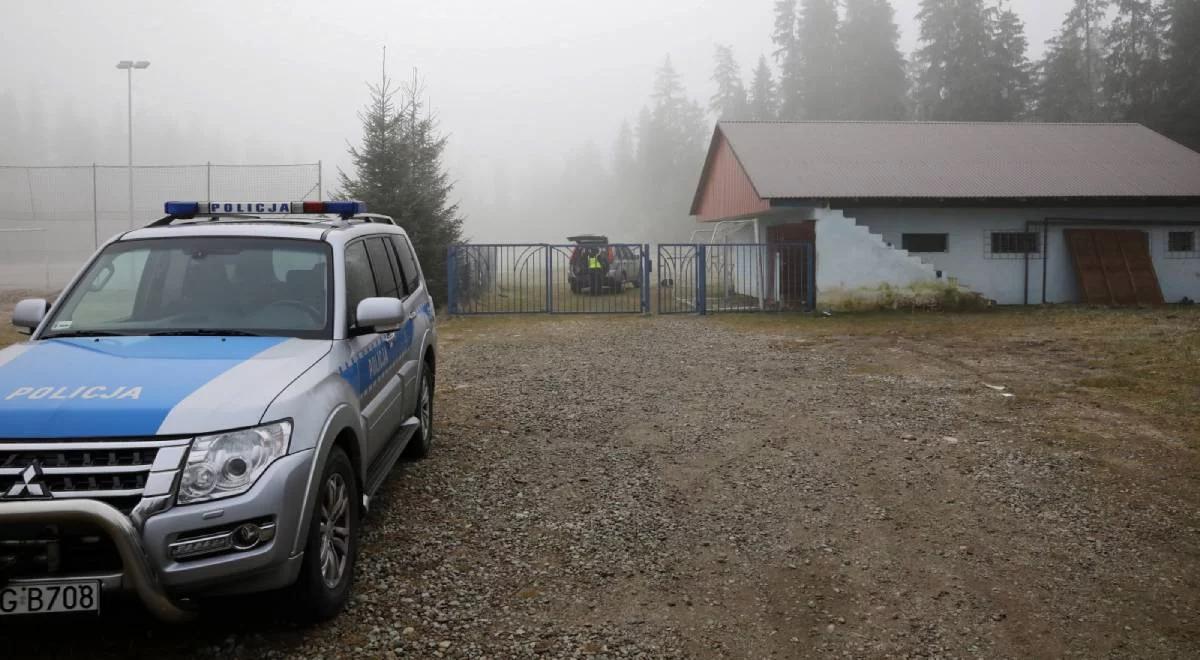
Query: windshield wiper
[[149, 329, 262, 337], [44, 330, 125, 338]]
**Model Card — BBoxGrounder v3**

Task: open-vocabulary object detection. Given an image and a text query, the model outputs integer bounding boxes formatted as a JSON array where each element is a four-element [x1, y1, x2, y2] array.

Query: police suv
[[0, 201, 437, 622]]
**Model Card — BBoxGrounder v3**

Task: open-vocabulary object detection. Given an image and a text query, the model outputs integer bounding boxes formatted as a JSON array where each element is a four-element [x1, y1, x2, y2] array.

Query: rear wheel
[[404, 366, 434, 459], [290, 447, 358, 622]]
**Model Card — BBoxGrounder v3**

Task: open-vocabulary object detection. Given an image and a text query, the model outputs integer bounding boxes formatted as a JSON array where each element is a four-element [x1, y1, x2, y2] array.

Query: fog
[[2, 0, 1074, 242]]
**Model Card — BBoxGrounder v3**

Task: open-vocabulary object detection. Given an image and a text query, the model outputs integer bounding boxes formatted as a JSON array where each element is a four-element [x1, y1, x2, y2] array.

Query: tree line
[[583, 0, 1199, 243]]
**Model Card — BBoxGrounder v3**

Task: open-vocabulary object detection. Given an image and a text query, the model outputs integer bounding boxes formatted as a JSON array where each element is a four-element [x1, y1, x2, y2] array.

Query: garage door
[[1065, 229, 1164, 305]]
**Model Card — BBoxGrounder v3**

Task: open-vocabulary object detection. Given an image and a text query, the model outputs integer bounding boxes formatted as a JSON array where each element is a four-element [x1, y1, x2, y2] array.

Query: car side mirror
[[355, 297, 404, 334], [12, 298, 49, 332]]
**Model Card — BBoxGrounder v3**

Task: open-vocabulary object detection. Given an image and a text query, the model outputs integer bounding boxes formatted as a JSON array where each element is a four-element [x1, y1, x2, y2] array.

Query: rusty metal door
[[1065, 229, 1164, 305]]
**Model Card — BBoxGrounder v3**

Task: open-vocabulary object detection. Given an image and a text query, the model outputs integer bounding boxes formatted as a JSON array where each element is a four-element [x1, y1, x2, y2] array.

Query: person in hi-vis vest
[[587, 248, 606, 296]]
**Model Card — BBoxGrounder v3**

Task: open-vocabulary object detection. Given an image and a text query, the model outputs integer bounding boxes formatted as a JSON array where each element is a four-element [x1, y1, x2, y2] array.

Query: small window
[[990, 232, 1040, 254], [391, 236, 422, 291], [364, 238, 402, 299], [344, 241, 377, 328], [1168, 231, 1196, 254], [901, 233, 948, 253]]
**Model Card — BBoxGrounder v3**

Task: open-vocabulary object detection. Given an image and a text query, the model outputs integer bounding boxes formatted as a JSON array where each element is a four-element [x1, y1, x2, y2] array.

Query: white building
[[690, 122, 1200, 306]]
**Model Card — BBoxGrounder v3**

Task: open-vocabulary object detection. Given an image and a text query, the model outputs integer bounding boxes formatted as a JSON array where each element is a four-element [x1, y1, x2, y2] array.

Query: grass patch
[[0, 324, 24, 350], [718, 305, 1200, 439]]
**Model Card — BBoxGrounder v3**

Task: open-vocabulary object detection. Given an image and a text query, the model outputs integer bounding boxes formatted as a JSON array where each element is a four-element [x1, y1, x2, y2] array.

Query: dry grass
[[719, 305, 1200, 441]]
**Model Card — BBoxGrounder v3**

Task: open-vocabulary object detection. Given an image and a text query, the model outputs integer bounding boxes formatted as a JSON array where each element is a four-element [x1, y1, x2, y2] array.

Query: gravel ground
[[7, 313, 1200, 659]]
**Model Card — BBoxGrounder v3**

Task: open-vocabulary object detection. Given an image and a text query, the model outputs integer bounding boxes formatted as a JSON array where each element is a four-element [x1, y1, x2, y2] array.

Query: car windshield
[[42, 237, 333, 340]]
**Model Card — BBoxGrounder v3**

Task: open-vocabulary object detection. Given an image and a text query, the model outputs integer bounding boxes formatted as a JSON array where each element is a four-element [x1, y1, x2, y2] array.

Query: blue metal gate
[[448, 242, 814, 315], [657, 242, 816, 314], [447, 243, 651, 314]]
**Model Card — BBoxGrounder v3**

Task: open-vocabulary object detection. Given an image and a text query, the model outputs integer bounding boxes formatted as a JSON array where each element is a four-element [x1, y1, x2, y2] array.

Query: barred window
[[901, 233, 948, 253], [1168, 231, 1196, 254], [990, 231, 1040, 254]]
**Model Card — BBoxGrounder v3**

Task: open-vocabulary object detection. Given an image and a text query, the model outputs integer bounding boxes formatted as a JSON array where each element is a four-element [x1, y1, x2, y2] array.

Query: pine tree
[[338, 59, 463, 302], [748, 55, 780, 120], [773, 0, 804, 119], [1164, 0, 1200, 149], [1037, 0, 1110, 121], [633, 57, 708, 242], [839, 0, 908, 120], [1105, 1, 1169, 125], [914, 0, 1001, 120], [797, 0, 842, 119], [710, 44, 749, 120], [987, 1, 1034, 120]]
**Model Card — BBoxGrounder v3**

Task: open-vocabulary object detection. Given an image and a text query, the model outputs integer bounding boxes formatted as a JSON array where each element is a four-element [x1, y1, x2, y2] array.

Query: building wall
[[841, 206, 1200, 304]]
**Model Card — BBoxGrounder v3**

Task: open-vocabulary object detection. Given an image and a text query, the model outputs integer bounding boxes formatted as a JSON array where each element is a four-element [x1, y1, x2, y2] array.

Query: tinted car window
[[365, 238, 401, 299], [345, 241, 377, 328], [391, 236, 421, 291]]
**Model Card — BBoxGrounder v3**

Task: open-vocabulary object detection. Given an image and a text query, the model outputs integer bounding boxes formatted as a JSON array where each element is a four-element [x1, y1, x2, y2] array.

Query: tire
[[290, 446, 358, 622], [403, 365, 434, 459]]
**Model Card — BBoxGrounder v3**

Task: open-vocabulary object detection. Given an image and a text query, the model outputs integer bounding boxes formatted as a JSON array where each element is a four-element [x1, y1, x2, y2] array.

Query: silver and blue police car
[[0, 201, 437, 622]]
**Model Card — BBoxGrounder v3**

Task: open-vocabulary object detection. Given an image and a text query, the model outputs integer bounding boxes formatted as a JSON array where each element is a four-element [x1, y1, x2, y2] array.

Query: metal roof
[[711, 121, 1200, 202]]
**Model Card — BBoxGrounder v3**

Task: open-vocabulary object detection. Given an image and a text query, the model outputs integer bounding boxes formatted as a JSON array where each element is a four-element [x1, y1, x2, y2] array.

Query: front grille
[[0, 437, 190, 513], [0, 522, 123, 579]]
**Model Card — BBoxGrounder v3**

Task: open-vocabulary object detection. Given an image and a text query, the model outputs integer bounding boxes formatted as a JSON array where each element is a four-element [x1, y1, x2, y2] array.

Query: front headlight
[[177, 420, 292, 505]]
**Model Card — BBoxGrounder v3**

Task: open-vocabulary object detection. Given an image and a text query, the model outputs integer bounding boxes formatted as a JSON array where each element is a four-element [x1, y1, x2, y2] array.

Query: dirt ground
[[4, 307, 1200, 659]]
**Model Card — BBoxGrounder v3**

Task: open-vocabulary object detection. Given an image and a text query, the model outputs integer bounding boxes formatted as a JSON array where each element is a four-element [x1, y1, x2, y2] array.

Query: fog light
[[232, 523, 262, 550]]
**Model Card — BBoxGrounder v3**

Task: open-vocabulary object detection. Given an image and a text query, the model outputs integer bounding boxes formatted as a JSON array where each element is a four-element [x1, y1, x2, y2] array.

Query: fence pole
[[807, 243, 817, 312], [697, 243, 707, 316], [92, 163, 99, 250], [446, 245, 458, 314], [641, 244, 650, 313], [206, 162, 212, 202], [317, 161, 323, 200], [544, 245, 553, 313]]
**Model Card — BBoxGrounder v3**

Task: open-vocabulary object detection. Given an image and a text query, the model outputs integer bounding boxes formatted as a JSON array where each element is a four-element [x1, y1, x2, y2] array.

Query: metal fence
[[0, 162, 321, 289], [447, 241, 815, 315], [658, 243, 815, 314], [447, 243, 651, 314]]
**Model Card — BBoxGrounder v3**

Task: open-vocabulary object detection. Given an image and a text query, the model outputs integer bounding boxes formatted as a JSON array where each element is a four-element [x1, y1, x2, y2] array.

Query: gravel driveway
[[10, 313, 1199, 658]]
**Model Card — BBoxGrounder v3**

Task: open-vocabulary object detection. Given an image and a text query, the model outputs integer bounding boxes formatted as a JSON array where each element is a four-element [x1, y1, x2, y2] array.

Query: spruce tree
[[987, 2, 1034, 120], [1037, 0, 1110, 121], [748, 56, 780, 120], [710, 44, 749, 120], [913, 0, 996, 120], [797, 0, 843, 120], [634, 57, 708, 242], [1164, 0, 1200, 149], [338, 62, 463, 302], [839, 0, 908, 120], [1104, 0, 1168, 125], [773, 0, 804, 119]]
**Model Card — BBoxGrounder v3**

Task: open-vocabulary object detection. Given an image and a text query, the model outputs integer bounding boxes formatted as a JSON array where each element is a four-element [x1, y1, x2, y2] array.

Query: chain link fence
[[0, 162, 322, 290]]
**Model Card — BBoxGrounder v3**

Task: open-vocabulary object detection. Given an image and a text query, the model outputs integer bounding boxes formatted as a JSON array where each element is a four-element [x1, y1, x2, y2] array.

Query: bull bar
[[0, 498, 194, 622]]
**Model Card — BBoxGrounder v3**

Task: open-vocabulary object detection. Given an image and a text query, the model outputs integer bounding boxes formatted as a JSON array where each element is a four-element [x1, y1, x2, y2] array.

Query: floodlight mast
[[116, 59, 151, 227]]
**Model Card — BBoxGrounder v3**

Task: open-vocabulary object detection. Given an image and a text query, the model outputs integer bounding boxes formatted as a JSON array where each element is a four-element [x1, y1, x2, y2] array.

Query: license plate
[[0, 581, 100, 616]]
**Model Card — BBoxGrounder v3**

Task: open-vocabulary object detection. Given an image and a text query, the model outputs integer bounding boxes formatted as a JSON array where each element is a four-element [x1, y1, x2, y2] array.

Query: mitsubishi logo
[[5, 462, 50, 499]]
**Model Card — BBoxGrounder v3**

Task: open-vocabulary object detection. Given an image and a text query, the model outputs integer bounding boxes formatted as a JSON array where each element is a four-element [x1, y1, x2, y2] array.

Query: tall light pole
[[116, 60, 150, 227]]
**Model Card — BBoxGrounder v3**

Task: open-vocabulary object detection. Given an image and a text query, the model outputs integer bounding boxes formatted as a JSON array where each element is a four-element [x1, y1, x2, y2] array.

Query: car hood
[[0, 336, 331, 439]]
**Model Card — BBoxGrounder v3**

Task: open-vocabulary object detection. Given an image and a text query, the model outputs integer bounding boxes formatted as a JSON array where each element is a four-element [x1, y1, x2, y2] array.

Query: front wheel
[[289, 447, 358, 622], [404, 366, 434, 459]]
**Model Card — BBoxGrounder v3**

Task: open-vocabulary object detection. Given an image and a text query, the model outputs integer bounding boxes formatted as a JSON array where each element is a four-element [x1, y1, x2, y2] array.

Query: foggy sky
[[2, 0, 1073, 239]]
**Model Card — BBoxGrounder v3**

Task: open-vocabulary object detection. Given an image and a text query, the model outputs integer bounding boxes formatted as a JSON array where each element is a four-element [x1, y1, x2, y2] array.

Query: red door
[[766, 222, 815, 309]]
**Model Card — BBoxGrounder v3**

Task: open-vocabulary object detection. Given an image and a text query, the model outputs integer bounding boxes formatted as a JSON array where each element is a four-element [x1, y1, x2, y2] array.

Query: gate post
[[806, 242, 817, 312], [697, 243, 707, 316], [446, 245, 459, 314], [545, 245, 553, 313], [641, 244, 651, 313]]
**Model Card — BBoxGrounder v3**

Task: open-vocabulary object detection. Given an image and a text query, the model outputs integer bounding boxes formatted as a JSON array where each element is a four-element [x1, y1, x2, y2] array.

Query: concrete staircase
[[815, 208, 939, 291]]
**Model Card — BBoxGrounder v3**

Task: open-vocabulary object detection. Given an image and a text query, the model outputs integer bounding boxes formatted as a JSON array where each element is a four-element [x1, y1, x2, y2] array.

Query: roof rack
[[145, 201, 396, 229]]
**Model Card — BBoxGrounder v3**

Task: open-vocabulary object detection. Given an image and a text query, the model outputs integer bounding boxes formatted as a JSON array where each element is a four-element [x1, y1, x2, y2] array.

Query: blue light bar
[[164, 201, 200, 216], [163, 201, 368, 217]]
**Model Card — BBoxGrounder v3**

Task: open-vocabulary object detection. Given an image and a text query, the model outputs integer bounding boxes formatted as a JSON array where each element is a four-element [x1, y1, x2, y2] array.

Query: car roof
[[119, 217, 409, 245]]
